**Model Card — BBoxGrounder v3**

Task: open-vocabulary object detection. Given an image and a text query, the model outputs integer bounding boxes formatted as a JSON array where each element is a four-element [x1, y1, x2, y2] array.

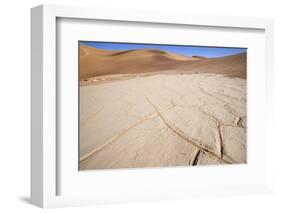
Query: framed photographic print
[[31, 4, 274, 208]]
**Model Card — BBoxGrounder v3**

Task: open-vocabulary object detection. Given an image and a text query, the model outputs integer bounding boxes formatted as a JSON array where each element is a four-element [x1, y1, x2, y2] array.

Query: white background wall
[[0, 0, 280, 212]]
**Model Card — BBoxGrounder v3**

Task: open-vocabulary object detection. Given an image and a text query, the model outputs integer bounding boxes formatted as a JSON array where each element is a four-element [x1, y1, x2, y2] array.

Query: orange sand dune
[[179, 52, 246, 78], [79, 44, 246, 79]]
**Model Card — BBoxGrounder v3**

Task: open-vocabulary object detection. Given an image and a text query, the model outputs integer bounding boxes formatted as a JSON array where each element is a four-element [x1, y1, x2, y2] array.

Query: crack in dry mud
[[198, 86, 226, 105], [80, 106, 175, 162], [190, 149, 201, 166], [197, 101, 244, 129], [146, 86, 242, 162], [145, 96, 231, 164], [80, 113, 159, 162], [80, 105, 104, 127], [165, 83, 244, 129], [217, 125, 224, 158], [198, 84, 246, 123], [218, 91, 246, 102]]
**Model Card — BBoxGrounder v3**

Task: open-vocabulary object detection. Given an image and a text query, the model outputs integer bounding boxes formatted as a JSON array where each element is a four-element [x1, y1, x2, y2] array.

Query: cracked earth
[[79, 73, 246, 170]]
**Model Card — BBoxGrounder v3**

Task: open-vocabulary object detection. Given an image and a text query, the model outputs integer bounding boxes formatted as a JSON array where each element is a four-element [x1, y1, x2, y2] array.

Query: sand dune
[[179, 52, 246, 78], [79, 44, 246, 79]]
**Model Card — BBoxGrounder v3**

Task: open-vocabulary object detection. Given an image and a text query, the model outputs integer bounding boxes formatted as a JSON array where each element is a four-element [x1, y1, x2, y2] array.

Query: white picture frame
[[31, 4, 274, 208]]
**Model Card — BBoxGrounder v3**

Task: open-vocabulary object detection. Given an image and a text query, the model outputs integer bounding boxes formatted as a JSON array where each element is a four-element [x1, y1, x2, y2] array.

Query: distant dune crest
[[192, 55, 208, 59]]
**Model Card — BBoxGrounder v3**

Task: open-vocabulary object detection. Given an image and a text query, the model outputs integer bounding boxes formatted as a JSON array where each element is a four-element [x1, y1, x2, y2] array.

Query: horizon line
[[79, 41, 247, 58]]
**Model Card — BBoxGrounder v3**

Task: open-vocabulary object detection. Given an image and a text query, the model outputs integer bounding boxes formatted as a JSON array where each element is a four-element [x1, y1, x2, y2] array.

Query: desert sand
[[80, 44, 246, 79], [79, 45, 246, 170]]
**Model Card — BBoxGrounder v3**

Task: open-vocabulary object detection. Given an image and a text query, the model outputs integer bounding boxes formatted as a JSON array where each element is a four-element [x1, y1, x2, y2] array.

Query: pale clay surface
[[79, 73, 246, 170]]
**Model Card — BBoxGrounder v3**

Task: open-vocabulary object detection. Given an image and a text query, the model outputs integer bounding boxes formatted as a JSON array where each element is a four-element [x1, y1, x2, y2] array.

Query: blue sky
[[80, 41, 246, 58]]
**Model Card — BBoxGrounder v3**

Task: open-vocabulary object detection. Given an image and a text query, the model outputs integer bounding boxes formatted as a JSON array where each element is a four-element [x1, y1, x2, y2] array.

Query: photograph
[[79, 41, 247, 170]]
